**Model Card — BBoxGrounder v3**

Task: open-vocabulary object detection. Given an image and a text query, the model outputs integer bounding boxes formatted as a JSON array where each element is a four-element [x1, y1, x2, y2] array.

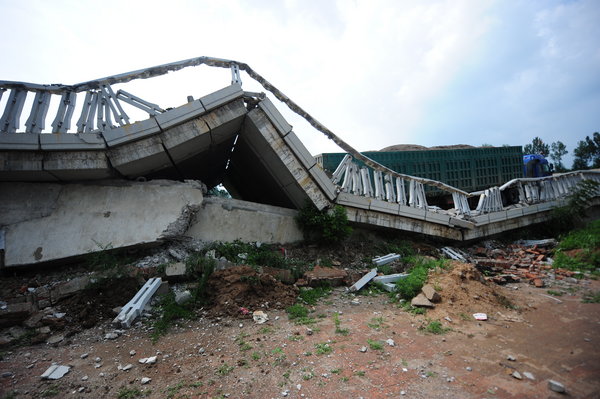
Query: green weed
[[582, 291, 600, 303], [367, 339, 384, 350], [547, 290, 564, 296], [420, 320, 450, 335], [295, 202, 352, 244], [315, 343, 333, 355], [117, 387, 144, 399], [216, 363, 234, 376], [299, 287, 332, 305]]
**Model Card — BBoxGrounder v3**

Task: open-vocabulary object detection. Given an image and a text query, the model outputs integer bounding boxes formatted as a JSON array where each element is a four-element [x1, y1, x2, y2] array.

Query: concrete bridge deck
[[1, 57, 599, 267]]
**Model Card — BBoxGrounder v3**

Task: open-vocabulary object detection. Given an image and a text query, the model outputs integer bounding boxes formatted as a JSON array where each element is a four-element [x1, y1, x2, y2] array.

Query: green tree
[[572, 132, 600, 170], [550, 141, 568, 172], [523, 137, 550, 157]]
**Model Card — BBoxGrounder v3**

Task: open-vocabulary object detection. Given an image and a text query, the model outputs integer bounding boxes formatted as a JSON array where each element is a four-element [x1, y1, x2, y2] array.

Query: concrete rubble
[[40, 364, 70, 380]]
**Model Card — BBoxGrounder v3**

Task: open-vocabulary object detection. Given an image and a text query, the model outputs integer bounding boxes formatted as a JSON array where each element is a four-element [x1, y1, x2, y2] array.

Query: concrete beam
[[40, 133, 106, 150], [43, 151, 112, 180], [103, 118, 161, 147], [199, 84, 244, 111], [258, 97, 293, 136], [201, 99, 246, 145], [0, 152, 57, 181], [155, 100, 206, 131], [2, 180, 203, 267], [107, 136, 173, 177], [114, 277, 162, 328], [160, 118, 211, 163], [0, 133, 39, 150]]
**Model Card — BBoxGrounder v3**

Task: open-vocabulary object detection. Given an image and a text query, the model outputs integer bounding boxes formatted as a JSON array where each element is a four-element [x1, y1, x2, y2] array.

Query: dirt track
[[1, 268, 599, 399]]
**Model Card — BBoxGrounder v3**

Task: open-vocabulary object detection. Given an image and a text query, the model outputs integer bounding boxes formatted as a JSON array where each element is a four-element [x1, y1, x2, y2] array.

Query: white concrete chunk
[[41, 365, 70, 380]]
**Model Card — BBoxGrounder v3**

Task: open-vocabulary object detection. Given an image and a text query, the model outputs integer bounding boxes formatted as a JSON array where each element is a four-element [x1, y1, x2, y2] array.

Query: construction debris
[[411, 293, 434, 308], [440, 247, 469, 262], [113, 277, 162, 328], [372, 253, 401, 266], [473, 313, 488, 321], [252, 310, 269, 324], [40, 365, 70, 380], [348, 268, 377, 292]]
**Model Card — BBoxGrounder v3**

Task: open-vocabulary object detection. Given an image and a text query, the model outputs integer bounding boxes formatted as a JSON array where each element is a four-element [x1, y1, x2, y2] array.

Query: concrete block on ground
[[51, 276, 91, 301], [379, 282, 397, 292], [40, 365, 70, 380], [349, 268, 377, 292], [107, 136, 173, 177], [0, 133, 39, 150], [199, 84, 244, 111], [258, 97, 292, 136], [303, 266, 348, 287], [2, 180, 203, 267], [103, 118, 161, 147], [155, 101, 206, 131], [165, 262, 186, 278], [187, 197, 303, 244], [40, 133, 105, 150], [114, 277, 162, 328], [372, 253, 400, 266]]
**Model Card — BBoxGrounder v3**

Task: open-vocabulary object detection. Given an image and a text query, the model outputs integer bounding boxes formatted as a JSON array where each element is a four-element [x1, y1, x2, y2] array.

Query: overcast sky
[[1, 0, 598, 167]]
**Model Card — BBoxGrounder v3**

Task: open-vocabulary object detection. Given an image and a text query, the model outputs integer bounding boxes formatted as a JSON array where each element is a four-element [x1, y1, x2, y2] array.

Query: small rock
[[80, 353, 89, 359], [47, 334, 64, 345], [174, 290, 192, 305], [444, 316, 452, 323], [523, 372, 535, 380], [422, 284, 441, 302], [252, 310, 269, 324], [447, 376, 455, 382], [198, 348, 205, 354], [94, 357, 102, 363], [548, 380, 566, 393], [1, 371, 14, 378], [141, 377, 151, 385], [400, 391, 406, 395], [296, 384, 302, 390], [305, 328, 313, 336], [81, 375, 88, 381], [360, 346, 368, 353], [121, 364, 133, 371], [512, 371, 522, 380], [129, 350, 136, 356], [402, 368, 408, 372], [104, 332, 119, 340], [466, 367, 472, 372], [281, 390, 289, 397], [78, 387, 85, 393], [351, 298, 361, 306], [386, 339, 395, 347], [507, 355, 516, 361]]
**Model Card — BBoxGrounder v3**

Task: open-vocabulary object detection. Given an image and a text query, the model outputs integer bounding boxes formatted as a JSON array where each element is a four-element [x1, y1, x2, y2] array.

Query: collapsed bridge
[[1, 56, 599, 268]]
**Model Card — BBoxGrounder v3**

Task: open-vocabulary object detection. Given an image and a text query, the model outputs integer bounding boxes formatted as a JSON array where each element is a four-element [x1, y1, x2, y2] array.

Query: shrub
[[295, 202, 352, 244]]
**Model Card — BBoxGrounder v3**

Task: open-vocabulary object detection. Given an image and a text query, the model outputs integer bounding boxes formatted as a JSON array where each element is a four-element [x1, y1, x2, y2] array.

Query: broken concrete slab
[[349, 268, 377, 292], [411, 293, 434, 308], [165, 262, 186, 278], [2, 180, 203, 267], [113, 277, 162, 328], [303, 266, 348, 287], [40, 365, 70, 380]]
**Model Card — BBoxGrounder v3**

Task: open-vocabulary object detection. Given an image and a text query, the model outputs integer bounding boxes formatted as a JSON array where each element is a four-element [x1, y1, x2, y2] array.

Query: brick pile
[[467, 242, 577, 287]]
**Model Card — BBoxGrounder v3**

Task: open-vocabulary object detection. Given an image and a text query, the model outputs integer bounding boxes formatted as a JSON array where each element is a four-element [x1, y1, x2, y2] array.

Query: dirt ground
[[1, 259, 599, 399]]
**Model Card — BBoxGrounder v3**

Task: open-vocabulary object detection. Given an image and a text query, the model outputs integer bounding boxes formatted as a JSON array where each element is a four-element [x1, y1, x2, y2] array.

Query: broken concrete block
[[41, 365, 70, 380], [253, 310, 269, 324], [411, 293, 434, 308], [165, 262, 186, 278], [548, 380, 566, 393], [303, 266, 348, 287], [372, 273, 409, 284], [349, 268, 377, 292], [372, 253, 400, 266], [422, 284, 441, 303], [51, 276, 91, 301], [174, 290, 192, 305]]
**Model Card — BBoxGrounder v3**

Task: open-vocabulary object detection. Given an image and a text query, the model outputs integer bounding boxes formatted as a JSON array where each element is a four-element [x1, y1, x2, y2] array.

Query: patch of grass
[[330, 368, 342, 374], [295, 202, 352, 244], [216, 363, 234, 376], [117, 387, 144, 399], [271, 347, 284, 355], [41, 384, 61, 397], [251, 352, 261, 360], [367, 316, 386, 329], [393, 256, 447, 300], [239, 342, 252, 351], [340, 376, 349, 382], [164, 382, 185, 399], [547, 290, 564, 296], [302, 371, 315, 380], [355, 371, 366, 377], [189, 381, 204, 388], [258, 326, 273, 334], [367, 339, 384, 350], [582, 291, 600, 303], [315, 343, 333, 355], [333, 313, 350, 335], [288, 334, 304, 342], [286, 304, 309, 319], [150, 292, 193, 343], [420, 320, 450, 335], [299, 286, 332, 305]]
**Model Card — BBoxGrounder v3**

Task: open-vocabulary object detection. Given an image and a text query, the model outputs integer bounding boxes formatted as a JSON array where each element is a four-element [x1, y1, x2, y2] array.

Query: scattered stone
[[444, 316, 452, 323], [174, 290, 192, 305], [548, 380, 566, 393], [141, 377, 151, 385], [165, 262, 186, 278], [507, 355, 516, 361], [360, 346, 368, 353], [104, 332, 119, 340], [139, 356, 157, 365], [129, 350, 136, 356], [422, 284, 441, 302], [198, 348, 205, 354], [351, 298, 361, 306], [281, 390, 290, 397], [466, 367, 472, 372], [512, 371, 522, 380], [47, 334, 64, 345], [40, 365, 70, 380], [411, 293, 434, 308], [523, 372, 535, 380], [80, 353, 89, 359], [400, 391, 406, 395], [122, 364, 133, 371], [1, 372, 14, 378], [78, 387, 85, 393], [81, 375, 88, 381], [94, 357, 102, 363], [473, 313, 487, 321], [386, 339, 395, 347], [296, 384, 302, 390]]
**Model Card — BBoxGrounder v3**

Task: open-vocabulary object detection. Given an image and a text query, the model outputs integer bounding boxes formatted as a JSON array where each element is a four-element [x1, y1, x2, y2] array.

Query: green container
[[315, 146, 523, 194]]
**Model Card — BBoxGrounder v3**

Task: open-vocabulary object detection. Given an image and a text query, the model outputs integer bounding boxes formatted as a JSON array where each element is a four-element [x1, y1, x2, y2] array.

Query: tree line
[[523, 132, 600, 172]]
